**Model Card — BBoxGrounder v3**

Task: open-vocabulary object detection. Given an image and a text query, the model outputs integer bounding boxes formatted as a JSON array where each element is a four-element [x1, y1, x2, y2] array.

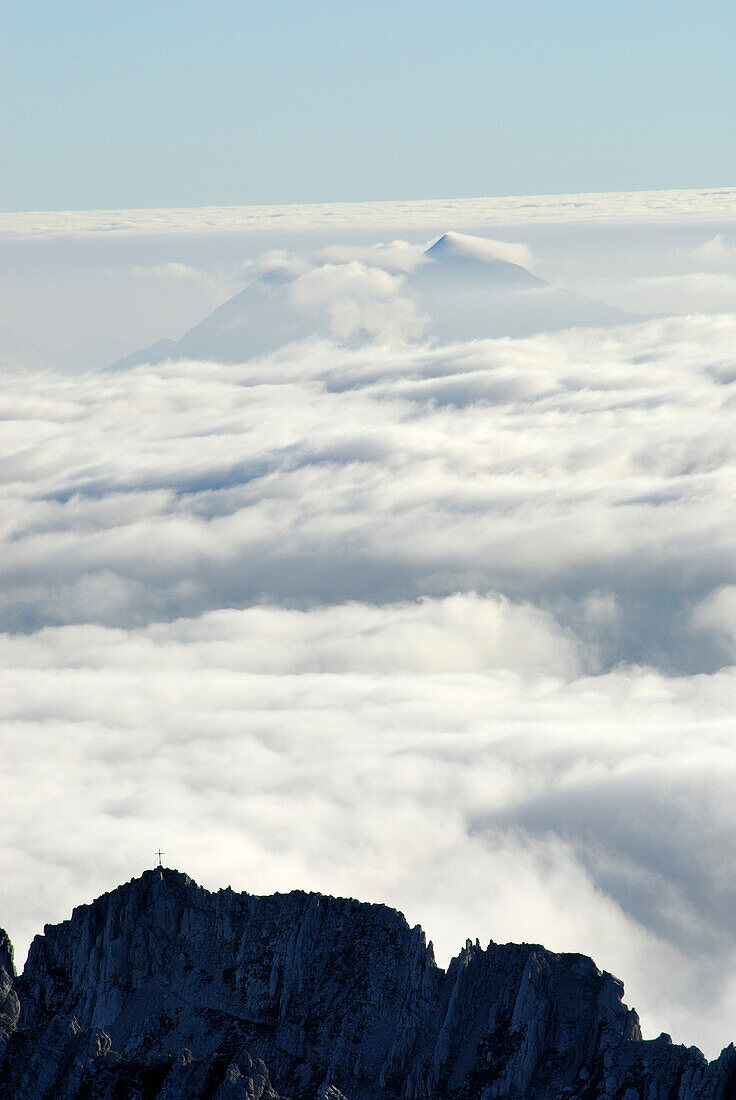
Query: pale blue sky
[[2, 0, 735, 211]]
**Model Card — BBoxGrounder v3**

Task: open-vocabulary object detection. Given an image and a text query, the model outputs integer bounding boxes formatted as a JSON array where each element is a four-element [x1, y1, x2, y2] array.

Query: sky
[[3, 0, 736, 210]]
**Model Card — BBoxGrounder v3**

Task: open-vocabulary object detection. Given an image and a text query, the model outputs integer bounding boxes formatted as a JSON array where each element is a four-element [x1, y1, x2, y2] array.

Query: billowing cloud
[[239, 249, 313, 283], [317, 239, 428, 273], [687, 233, 736, 269], [1, 314, 733, 669], [692, 586, 736, 659], [289, 261, 427, 343]]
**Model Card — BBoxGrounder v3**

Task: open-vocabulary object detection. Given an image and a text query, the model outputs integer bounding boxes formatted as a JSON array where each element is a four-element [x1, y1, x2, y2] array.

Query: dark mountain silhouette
[[0, 869, 733, 1099]]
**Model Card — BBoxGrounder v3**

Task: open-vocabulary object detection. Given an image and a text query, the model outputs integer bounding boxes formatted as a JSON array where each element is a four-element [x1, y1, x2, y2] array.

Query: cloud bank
[[0, 288, 735, 1058], [2, 314, 733, 669], [3, 186, 736, 239]]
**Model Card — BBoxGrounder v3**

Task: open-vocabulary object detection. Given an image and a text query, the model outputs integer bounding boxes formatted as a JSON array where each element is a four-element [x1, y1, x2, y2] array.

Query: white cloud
[[3, 187, 736, 240], [317, 239, 428, 273], [1, 314, 733, 664], [289, 261, 427, 343], [688, 233, 736, 269], [239, 249, 312, 283], [692, 586, 736, 658]]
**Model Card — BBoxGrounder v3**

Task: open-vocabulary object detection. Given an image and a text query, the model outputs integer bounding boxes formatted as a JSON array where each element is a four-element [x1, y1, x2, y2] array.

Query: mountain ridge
[[1, 867, 733, 1099]]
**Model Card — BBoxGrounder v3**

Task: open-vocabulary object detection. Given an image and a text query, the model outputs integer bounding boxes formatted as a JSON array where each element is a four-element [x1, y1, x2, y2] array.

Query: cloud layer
[[0, 298, 735, 1057], [2, 315, 733, 669], [3, 186, 736, 239]]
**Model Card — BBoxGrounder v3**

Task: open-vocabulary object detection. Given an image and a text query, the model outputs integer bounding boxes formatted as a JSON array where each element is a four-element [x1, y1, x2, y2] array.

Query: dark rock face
[[0, 927, 21, 1050], [0, 869, 734, 1099]]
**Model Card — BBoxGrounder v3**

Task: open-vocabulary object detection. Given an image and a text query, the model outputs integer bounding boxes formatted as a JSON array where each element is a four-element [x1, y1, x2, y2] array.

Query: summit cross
[[155, 849, 164, 867]]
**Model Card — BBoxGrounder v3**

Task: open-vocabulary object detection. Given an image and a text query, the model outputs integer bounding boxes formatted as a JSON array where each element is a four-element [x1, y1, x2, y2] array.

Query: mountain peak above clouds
[[112, 231, 636, 369], [413, 229, 635, 341], [424, 230, 536, 274], [1, 868, 734, 1099]]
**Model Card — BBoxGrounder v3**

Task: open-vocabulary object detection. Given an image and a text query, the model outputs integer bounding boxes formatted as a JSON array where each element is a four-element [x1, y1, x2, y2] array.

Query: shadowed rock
[[0, 868, 734, 1099]]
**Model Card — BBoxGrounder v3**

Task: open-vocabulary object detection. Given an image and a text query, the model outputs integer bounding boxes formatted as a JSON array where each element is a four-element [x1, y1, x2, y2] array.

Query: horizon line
[[3, 185, 736, 240]]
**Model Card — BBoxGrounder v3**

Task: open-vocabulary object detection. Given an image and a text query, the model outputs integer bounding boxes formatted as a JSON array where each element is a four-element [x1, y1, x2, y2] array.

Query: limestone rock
[[0, 868, 734, 1099], [0, 927, 20, 1051]]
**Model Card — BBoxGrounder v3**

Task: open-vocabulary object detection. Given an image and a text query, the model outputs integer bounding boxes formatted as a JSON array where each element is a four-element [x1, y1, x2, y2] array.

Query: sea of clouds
[[1, 201, 736, 1058]]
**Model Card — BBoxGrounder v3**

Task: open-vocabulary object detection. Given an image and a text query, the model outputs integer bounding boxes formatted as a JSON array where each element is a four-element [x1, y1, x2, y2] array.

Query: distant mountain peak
[[111, 234, 637, 370], [424, 230, 534, 272]]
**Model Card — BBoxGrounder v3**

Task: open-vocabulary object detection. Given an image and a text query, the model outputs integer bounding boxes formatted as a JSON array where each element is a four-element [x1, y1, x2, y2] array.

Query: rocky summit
[[0, 869, 734, 1099]]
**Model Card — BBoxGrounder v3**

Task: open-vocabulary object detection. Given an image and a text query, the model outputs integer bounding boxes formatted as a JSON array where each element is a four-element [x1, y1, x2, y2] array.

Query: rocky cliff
[[0, 868, 734, 1099]]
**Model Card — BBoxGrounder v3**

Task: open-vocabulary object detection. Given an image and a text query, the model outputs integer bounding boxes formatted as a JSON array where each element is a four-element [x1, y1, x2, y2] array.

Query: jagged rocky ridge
[[0, 869, 734, 1099]]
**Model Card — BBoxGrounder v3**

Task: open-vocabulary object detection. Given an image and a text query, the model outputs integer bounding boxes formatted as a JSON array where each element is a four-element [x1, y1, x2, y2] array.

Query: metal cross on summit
[[155, 849, 164, 868]]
